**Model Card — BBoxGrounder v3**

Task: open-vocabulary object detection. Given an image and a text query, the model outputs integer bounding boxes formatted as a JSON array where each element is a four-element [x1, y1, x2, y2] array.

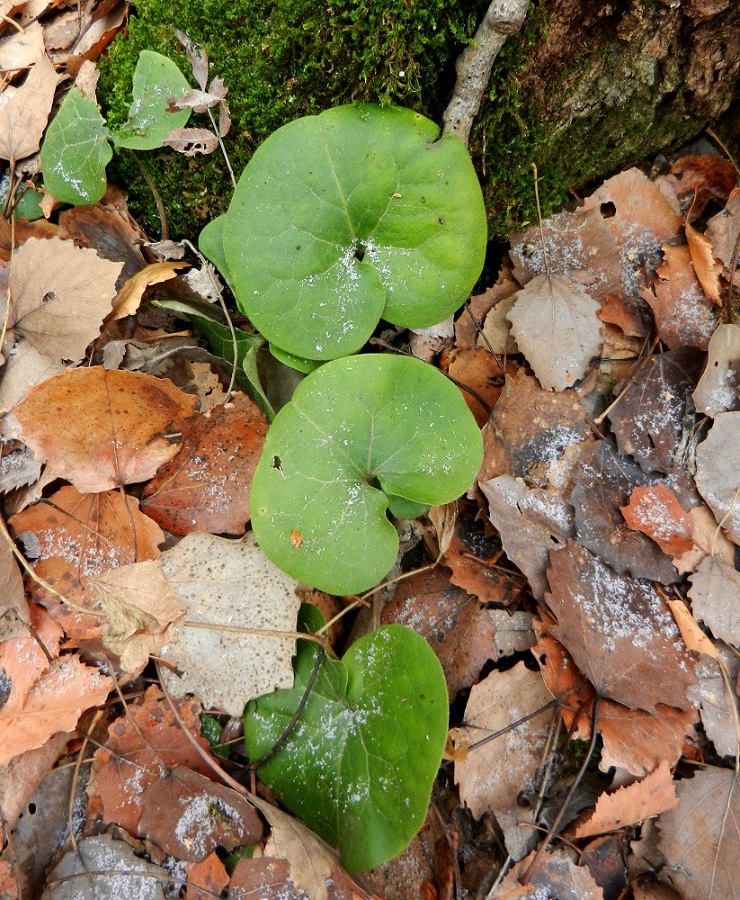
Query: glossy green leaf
[[113, 50, 191, 150], [250, 354, 482, 594], [39, 88, 112, 205], [222, 104, 487, 360], [199, 215, 234, 292], [244, 623, 449, 871]]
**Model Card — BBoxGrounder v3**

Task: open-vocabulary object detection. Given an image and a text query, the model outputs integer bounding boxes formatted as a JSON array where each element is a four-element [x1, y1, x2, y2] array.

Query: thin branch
[[442, 0, 531, 145]]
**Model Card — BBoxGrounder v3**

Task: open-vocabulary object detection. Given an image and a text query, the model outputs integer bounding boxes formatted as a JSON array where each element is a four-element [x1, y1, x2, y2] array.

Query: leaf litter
[[0, 12, 738, 895]]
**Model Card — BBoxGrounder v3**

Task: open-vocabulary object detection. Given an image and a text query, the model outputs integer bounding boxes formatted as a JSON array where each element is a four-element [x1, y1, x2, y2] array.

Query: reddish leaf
[[15, 367, 198, 492], [544, 542, 695, 712], [621, 484, 693, 557], [9, 485, 164, 641], [608, 348, 704, 475], [442, 516, 524, 605], [142, 392, 267, 535], [446, 348, 507, 427]]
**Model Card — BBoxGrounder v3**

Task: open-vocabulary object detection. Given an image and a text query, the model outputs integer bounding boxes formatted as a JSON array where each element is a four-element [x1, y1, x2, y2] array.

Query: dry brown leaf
[[574, 760, 677, 838], [686, 644, 740, 758], [706, 190, 740, 275], [695, 411, 740, 544], [480, 293, 519, 354], [0, 730, 70, 834], [685, 221, 722, 304], [673, 504, 737, 575], [493, 847, 604, 899], [667, 598, 721, 661], [87, 559, 185, 676], [481, 475, 574, 599], [658, 767, 739, 900], [667, 155, 738, 206], [15, 367, 198, 492], [111, 261, 188, 319], [138, 766, 263, 862], [506, 273, 602, 391], [0, 520, 29, 641], [9, 485, 164, 641], [0, 51, 57, 163], [87, 686, 211, 836], [185, 852, 230, 900], [621, 484, 693, 557], [142, 392, 268, 535], [608, 348, 704, 475], [163, 127, 219, 156], [0, 20, 44, 71], [689, 556, 740, 648], [454, 264, 518, 350], [0, 604, 62, 714], [692, 323, 740, 416], [452, 662, 555, 861], [446, 348, 507, 427], [158, 533, 301, 716], [640, 245, 718, 349], [0, 655, 112, 765], [442, 520, 523, 605], [545, 542, 695, 712]]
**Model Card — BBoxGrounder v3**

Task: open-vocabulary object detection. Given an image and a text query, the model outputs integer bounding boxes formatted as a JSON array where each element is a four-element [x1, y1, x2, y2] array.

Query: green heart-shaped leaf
[[221, 104, 487, 360], [250, 354, 482, 594], [113, 50, 190, 150], [40, 88, 112, 205], [244, 623, 449, 871]]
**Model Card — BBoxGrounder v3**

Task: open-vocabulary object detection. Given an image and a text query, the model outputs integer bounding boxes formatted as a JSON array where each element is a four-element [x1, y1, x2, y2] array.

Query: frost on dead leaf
[[9, 485, 164, 641], [658, 768, 739, 900], [706, 190, 740, 276], [88, 560, 184, 676], [1, 237, 122, 410], [87, 686, 211, 836], [479, 369, 592, 485], [0, 654, 112, 766], [159, 533, 300, 716], [574, 760, 677, 838], [43, 833, 166, 900], [692, 323, 740, 416], [15, 367, 198, 492], [686, 644, 739, 758], [506, 273, 602, 391], [142, 392, 268, 535], [620, 484, 693, 558], [695, 411, 740, 544], [545, 542, 695, 712], [137, 765, 262, 862], [481, 475, 574, 599], [689, 556, 740, 648], [452, 662, 555, 860], [608, 348, 704, 475], [571, 440, 679, 584], [0, 524, 29, 641], [640, 245, 717, 350], [0, 51, 57, 163]]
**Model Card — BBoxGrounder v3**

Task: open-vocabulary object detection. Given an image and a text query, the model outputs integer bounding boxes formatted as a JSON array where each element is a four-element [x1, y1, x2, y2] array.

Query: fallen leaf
[[9, 485, 164, 641], [446, 348, 507, 426], [685, 222, 722, 305], [695, 411, 740, 543], [493, 847, 604, 899], [658, 768, 739, 900], [641, 244, 717, 349], [15, 367, 198, 492], [686, 644, 739, 758], [667, 155, 738, 206], [574, 760, 677, 838], [0, 21, 45, 72], [184, 852, 230, 900], [506, 273, 602, 391], [545, 542, 695, 712], [111, 261, 188, 319], [0, 655, 112, 765], [608, 348, 704, 474], [454, 264, 518, 350], [620, 484, 693, 557], [159, 533, 300, 716], [138, 766, 263, 862], [163, 127, 219, 156], [87, 686, 211, 836], [0, 51, 57, 163], [480, 294, 519, 354], [452, 662, 555, 861], [481, 474, 575, 599], [672, 504, 737, 575], [44, 833, 167, 900], [692, 323, 740, 416], [87, 560, 185, 676], [571, 440, 679, 583], [0, 604, 62, 715], [0, 730, 70, 834], [442, 518, 523, 605], [706, 190, 740, 275], [689, 556, 740, 648], [142, 392, 268, 535], [0, 521, 29, 641]]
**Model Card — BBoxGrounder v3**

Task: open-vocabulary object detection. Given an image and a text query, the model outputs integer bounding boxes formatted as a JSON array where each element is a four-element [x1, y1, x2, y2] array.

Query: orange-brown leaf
[[620, 484, 693, 557]]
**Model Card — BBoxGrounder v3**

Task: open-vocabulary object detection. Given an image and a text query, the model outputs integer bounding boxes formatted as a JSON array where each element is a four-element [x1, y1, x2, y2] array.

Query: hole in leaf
[[600, 201, 616, 218], [354, 242, 367, 262]]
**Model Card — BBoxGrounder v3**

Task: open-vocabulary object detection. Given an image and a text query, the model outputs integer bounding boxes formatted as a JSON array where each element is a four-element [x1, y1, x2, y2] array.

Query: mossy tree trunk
[[99, 0, 739, 241]]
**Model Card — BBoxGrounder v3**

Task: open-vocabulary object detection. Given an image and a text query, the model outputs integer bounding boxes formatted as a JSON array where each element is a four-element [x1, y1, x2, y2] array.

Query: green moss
[[98, 0, 485, 238]]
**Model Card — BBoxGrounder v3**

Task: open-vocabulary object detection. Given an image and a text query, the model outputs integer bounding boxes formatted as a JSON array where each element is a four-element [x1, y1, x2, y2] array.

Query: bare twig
[[442, 0, 531, 145]]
